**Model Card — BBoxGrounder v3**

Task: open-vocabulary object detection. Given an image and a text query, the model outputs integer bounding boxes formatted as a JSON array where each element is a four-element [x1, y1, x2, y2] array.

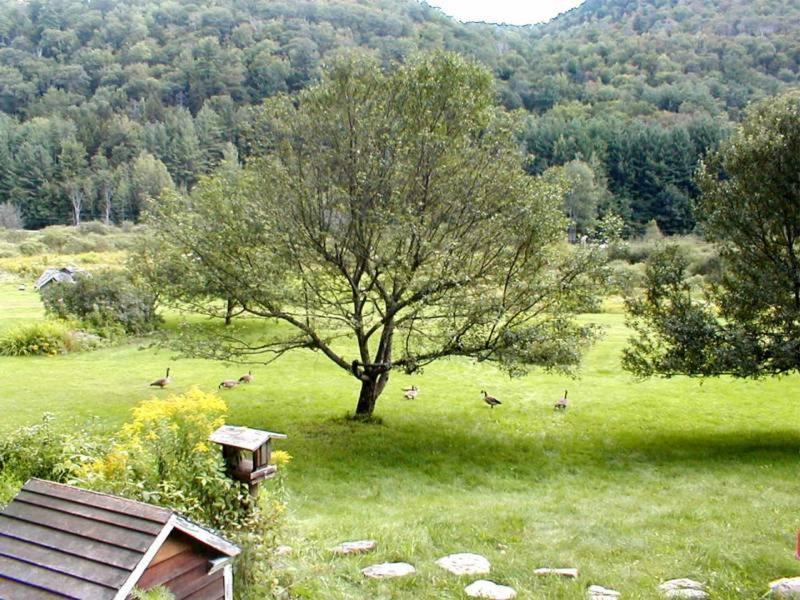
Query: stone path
[[464, 579, 517, 599], [588, 584, 621, 599], [330, 540, 377, 555], [658, 578, 708, 599], [436, 553, 491, 576], [361, 562, 416, 579], [323, 538, 794, 597], [769, 576, 800, 598]]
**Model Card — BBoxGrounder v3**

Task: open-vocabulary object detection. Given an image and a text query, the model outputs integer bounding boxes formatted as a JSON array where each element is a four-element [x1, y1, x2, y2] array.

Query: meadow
[[0, 271, 798, 599]]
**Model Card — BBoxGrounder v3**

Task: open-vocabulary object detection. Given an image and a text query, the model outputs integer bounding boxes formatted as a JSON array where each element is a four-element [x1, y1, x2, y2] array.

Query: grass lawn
[[0, 280, 798, 598]]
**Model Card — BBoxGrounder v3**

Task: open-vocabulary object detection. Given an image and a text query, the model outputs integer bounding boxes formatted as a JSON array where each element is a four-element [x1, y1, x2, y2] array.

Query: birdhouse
[[209, 425, 287, 496]]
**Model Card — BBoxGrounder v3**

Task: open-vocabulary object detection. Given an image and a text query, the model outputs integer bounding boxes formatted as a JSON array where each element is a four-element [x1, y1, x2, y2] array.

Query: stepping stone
[[436, 553, 491, 576], [658, 578, 708, 599], [274, 545, 292, 556], [770, 577, 800, 598], [464, 580, 517, 599], [331, 540, 377, 555], [588, 584, 621, 599], [535, 567, 579, 578], [361, 562, 416, 579]]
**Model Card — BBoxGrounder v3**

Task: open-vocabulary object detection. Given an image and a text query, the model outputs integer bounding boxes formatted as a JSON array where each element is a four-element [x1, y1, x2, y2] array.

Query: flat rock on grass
[[588, 584, 621, 599], [464, 580, 517, 599], [436, 553, 491, 576], [274, 545, 292, 556], [534, 567, 579, 578], [770, 577, 800, 598], [659, 578, 708, 599], [331, 540, 377, 555], [361, 562, 416, 579]]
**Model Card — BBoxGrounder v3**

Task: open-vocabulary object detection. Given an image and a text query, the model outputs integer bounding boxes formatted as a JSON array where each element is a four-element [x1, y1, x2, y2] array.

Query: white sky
[[423, 0, 587, 25]]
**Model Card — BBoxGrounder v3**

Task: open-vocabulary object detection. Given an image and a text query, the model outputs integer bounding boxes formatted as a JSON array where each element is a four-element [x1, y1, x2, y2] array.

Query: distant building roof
[[33, 267, 86, 291], [0, 479, 239, 600]]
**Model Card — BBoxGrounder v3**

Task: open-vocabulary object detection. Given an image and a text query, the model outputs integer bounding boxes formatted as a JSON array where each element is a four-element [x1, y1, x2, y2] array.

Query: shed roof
[[33, 267, 86, 290], [0, 479, 239, 600], [209, 425, 287, 452]]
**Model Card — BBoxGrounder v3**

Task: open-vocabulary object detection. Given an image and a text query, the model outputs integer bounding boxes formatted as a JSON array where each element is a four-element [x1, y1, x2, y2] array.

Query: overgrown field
[[0, 272, 798, 598]]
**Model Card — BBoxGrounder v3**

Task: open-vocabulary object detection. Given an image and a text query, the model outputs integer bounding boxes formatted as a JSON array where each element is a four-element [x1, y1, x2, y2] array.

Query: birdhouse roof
[[209, 425, 287, 452], [0, 479, 239, 600]]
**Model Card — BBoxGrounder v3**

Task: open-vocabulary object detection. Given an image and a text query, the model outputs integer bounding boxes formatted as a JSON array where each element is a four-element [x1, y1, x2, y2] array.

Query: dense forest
[[0, 0, 798, 233]]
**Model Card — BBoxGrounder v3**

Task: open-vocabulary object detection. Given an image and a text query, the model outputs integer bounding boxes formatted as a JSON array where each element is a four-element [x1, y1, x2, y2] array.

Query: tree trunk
[[355, 377, 379, 417], [224, 297, 235, 326]]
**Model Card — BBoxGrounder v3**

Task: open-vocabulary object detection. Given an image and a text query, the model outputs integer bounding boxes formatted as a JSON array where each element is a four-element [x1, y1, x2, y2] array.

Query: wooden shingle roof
[[0, 479, 239, 600]]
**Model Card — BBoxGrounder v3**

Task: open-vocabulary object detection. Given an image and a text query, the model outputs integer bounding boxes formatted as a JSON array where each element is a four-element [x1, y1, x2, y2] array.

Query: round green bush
[[0, 321, 71, 356], [18, 239, 46, 256]]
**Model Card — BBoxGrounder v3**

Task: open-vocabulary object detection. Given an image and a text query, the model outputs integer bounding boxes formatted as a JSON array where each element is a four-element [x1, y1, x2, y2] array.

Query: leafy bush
[[76, 388, 258, 530], [40, 227, 75, 252], [0, 241, 18, 258], [41, 271, 159, 335], [0, 413, 102, 483], [18, 239, 46, 256], [0, 471, 22, 508], [78, 221, 110, 235], [0, 321, 71, 356]]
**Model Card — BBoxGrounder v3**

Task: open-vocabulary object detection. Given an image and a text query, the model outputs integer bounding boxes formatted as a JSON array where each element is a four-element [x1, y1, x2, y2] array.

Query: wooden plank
[[0, 576, 68, 599], [170, 568, 223, 600], [149, 535, 194, 567], [173, 518, 240, 557], [137, 550, 206, 590], [14, 491, 164, 536], [182, 572, 224, 600], [0, 555, 116, 599], [0, 535, 129, 588], [23, 480, 170, 524], [2, 503, 154, 553], [0, 518, 140, 570]]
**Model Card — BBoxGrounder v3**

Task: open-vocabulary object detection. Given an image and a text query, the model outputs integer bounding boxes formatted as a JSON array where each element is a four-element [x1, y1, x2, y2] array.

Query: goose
[[219, 379, 239, 390], [239, 371, 254, 383], [554, 390, 568, 411], [481, 390, 501, 408], [403, 385, 418, 400], [150, 368, 171, 388]]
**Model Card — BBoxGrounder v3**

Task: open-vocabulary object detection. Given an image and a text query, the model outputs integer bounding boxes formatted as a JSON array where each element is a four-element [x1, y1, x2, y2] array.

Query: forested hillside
[[0, 0, 797, 232]]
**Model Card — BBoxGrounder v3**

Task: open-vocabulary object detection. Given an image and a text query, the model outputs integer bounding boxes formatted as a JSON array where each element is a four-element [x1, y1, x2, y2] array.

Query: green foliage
[[0, 0, 795, 231], [0, 413, 101, 483], [0, 320, 71, 356], [0, 471, 22, 508], [75, 389, 258, 530], [129, 587, 175, 600], [147, 52, 611, 416], [40, 271, 159, 335], [625, 91, 800, 377]]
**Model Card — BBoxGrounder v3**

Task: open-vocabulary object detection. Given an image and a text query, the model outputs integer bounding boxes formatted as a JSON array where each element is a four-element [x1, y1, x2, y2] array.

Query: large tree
[[624, 91, 800, 377], [146, 53, 611, 416]]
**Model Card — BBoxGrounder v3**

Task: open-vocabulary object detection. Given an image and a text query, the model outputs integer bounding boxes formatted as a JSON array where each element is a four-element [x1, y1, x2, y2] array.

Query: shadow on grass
[[294, 417, 800, 485]]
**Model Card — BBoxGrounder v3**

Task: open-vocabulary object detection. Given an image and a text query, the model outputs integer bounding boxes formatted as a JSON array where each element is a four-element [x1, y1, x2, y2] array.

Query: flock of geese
[[148, 368, 254, 390], [150, 368, 570, 411]]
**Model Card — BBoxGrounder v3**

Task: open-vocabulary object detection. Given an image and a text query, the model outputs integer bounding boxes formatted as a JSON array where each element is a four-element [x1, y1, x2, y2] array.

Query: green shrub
[[0, 202, 23, 230], [0, 471, 22, 508], [41, 271, 160, 335], [0, 229, 29, 243], [78, 221, 110, 235], [62, 236, 98, 254], [0, 242, 18, 258], [76, 389, 259, 530], [0, 321, 71, 356], [18, 239, 46, 256], [40, 227, 75, 253], [0, 414, 101, 483]]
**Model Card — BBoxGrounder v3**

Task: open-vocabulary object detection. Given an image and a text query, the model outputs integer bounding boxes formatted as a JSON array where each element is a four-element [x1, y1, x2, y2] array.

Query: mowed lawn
[[0, 281, 798, 599]]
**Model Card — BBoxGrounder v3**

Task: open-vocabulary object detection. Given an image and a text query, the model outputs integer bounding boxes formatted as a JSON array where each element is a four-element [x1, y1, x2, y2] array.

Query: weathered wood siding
[[137, 532, 224, 600]]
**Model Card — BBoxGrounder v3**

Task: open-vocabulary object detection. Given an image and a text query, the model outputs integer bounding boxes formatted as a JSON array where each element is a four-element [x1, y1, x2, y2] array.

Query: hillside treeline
[[0, 0, 797, 232]]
